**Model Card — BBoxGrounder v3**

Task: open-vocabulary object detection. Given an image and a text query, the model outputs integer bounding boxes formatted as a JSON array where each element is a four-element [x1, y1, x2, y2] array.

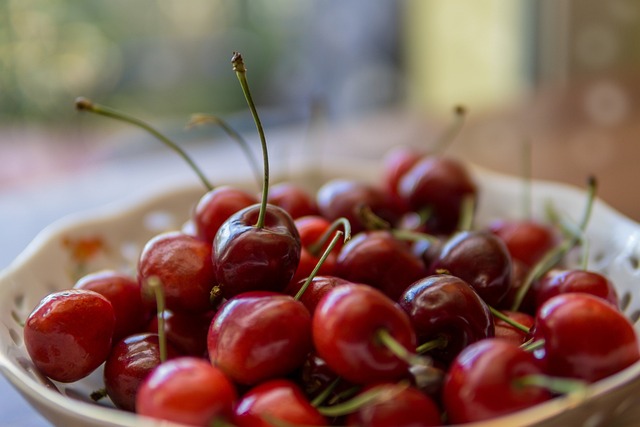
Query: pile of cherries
[[23, 54, 640, 427]]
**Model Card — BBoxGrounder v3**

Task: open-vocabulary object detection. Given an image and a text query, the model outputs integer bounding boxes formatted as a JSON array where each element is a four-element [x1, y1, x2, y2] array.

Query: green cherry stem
[[146, 276, 168, 363], [375, 328, 431, 368], [520, 339, 545, 352], [457, 193, 476, 231], [294, 230, 345, 301], [310, 377, 342, 408], [416, 335, 448, 354], [489, 306, 531, 334], [317, 382, 410, 418], [307, 217, 352, 257], [514, 374, 588, 397], [432, 105, 467, 154], [232, 52, 269, 229], [74, 97, 213, 191]]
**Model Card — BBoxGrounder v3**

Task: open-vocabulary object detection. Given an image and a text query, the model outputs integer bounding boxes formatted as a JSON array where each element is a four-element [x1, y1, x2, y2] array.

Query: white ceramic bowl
[[2, 158, 640, 427]]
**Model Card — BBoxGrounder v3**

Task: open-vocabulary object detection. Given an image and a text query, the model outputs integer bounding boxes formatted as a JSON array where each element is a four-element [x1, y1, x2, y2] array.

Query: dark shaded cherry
[[283, 275, 353, 315], [147, 310, 213, 357], [193, 186, 257, 244], [398, 156, 476, 234], [399, 274, 494, 364], [430, 230, 512, 306], [138, 231, 215, 313], [494, 310, 534, 345], [381, 145, 422, 213], [24, 289, 116, 383], [268, 182, 319, 219], [443, 339, 551, 424], [136, 357, 237, 426], [207, 291, 311, 385], [535, 269, 618, 309], [74, 270, 149, 342], [335, 230, 427, 301], [104, 332, 181, 412], [212, 203, 301, 299], [233, 379, 327, 427], [535, 293, 639, 382], [313, 283, 416, 385], [489, 219, 557, 268], [500, 259, 537, 314], [345, 383, 442, 427]]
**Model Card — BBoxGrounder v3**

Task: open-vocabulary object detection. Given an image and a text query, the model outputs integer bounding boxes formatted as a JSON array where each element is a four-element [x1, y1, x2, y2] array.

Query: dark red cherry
[[443, 339, 551, 424], [74, 270, 149, 342], [399, 274, 493, 364], [147, 310, 213, 357], [535, 293, 639, 382], [489, 219, 557, 268], [212, 203, 301, 299], [207, 291, 311, 385], [535, 269, 618, 309], [136, 357, 237, 426], [335, 230, 428, 301], [398, 155, 476, 234], [193, 186, 257, 244], [233, 379, 327, 427], [430, 230, 512, 306], [104, 332, 181, 412], [313, 283, 416, 385], [138, 231, 215, 313], [268, 182, 319, 219], [381, 145, 422, 213], [24, 289, 116, 383]]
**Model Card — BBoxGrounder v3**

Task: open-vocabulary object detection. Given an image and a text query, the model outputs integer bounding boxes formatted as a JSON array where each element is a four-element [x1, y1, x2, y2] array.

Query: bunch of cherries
[[23, 53, 640, 427]]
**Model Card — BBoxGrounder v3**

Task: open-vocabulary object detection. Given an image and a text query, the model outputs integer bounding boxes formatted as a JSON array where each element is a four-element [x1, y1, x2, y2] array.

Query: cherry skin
[[193, 185, 257, 244], [489, 219, 557, 268], [335, 230, 428, 301], [345, 383, 442, 427], [443, 338, 551, 424], [74, 270, 149, 342], [399, 274, 494, 364], [429, 230, 512, 306], [103, 332, 181, 412], [233, 379, 327, 427], [138, 231, 216, 313], [534, 268, 619, 309], [136, 357, 237, 427], [24, 289, 116, 383], [380, 145, 422, 213], [207, 291, 312, 385], [312, 283, 416, 385], [494, 310, 535, 345], [289, 215, 340, 285], [147, 309, 213, 357], [212, 203, 301, 299], [535, 293, 640, 382], [283, 275, 353, 315], [268, 181, 319, 219]]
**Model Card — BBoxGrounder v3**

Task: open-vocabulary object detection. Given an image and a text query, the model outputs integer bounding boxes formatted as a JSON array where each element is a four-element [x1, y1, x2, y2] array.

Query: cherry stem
[[457, 193, 476, 231], [90, 388, 107, 402], [310, 377, 341, 407], [146, 276, 168, 363], [432, 105, 467, 154], [187, 113, 263, 190], [294, 230, 345, 301], [391, 229, 439, 245], [489, 306, 531, 334], [317, 382, 410, 418], [307, 217, 352, 257], [514, 374, 588, 397], [416, 335, 448, 354], [74, 97, 213, 191], [521, 339, 545, 352], [375, 328, 431, 368], [510, 176, 597, 311], [358, 204, 391, 230], [356, 204, 440, 244], [232, 52, 269, 229]]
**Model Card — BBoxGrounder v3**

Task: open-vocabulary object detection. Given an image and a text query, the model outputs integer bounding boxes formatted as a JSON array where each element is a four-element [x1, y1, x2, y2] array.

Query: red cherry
[[207, 291, 312, 385], [136, 357, 237, 426], [233, 379, 327, 427], [535, 293, 640, 382], [313, 283, 416, 385], [381, 145, 422, 213], [24, 289, 116, 383], [489, 219, 557, 268], [138, 231, 215, 313], [493, 310, 535, 345], [147, 309, 213, 357], [268, 182, 319, 219], [535, 269, 618, 309], [74, 270, 149, 342], [443, 339, 551, 424], [193, 186, 257, 244], [283, 275, 353, 315], [290, 215, 340, 285]]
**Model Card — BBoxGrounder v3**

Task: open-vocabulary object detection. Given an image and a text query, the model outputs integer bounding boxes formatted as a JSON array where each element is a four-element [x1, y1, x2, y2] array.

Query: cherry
[[136, 357, 237, 426], [147, 309, 213, 357], [207, 291, 312, 385], [345, 383, 442, 427], [103, 332, 181, 412], [399, 274, 494, 364], [24, 289, 116, 383], [74, 270, 149, 343], [289, 215, 342, 286], [193, 186, 257, 244], [534, 293, 639, 382], [335, 230, 428, 301], [138, 231, 216, 313], [284, 275, 353, 315], [313, 283, 416, 385], [429, 230, 512, 306], [534, 268, 618, 309], [268, 182, 319, 219], [381, 145, 422, 213], [443, 338, 551, 424], [489, 219, 557, 268], [493, 310, 535, 345], [233, 379, 327, 427]]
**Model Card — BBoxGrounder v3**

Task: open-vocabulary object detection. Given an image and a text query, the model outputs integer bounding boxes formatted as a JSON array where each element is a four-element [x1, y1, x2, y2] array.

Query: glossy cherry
[[268, 181, 319, 219], [207, 291, 312, 385], [489, 219, 557, 268], [24, 289, 116, 383], [147, 309, 213, 357], [136, 356, 237, 426], [534, 293, 639, 382], [493, 310, 535, 345], [443, 338, 551, 424], [534, 268, 618, 309], [284, 275, 353, 315], [313, 283, 416, 385], [381, 145, 422, 213], [193, 186, 257, 244], [399, 274, 494, 364]]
